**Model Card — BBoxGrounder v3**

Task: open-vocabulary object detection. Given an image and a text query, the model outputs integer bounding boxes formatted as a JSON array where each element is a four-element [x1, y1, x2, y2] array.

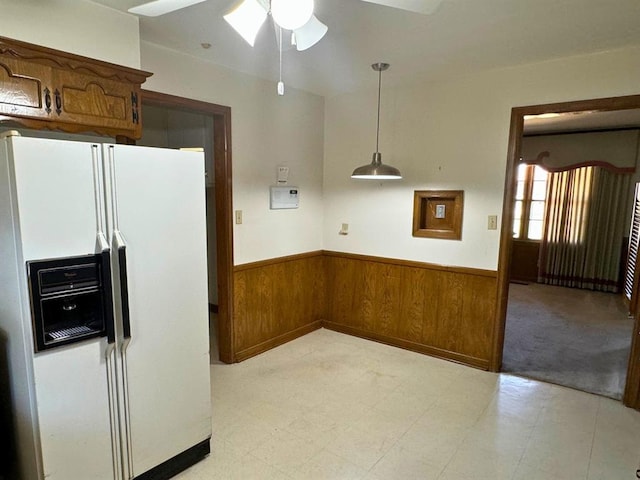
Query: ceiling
[[524, 109, 640, 135], [93, 0, 640, 98]]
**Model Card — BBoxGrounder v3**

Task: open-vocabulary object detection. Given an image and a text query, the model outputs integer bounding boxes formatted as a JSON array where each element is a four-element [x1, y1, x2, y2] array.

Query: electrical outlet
[[488, 215, 498, 230]]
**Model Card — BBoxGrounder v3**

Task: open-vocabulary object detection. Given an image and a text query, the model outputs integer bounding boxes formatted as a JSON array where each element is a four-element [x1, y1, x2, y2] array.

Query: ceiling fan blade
[[128, 0, 207, 17], [360, 0, 444, 15], [293, 15, 328, 51], [224, 0, 268, 47]]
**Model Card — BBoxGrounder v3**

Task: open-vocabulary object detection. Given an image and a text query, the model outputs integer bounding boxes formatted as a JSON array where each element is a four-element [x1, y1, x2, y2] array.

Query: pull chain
[[277, 25, 284, 95]]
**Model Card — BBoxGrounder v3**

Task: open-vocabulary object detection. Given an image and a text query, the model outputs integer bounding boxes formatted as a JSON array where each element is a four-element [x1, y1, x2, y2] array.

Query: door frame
[[141, 90, 235, 364], [491, 94, 640, 408]]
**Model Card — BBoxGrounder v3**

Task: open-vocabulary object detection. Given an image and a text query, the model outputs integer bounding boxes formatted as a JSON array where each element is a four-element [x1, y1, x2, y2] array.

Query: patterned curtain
[[539, 166, 631, 293]]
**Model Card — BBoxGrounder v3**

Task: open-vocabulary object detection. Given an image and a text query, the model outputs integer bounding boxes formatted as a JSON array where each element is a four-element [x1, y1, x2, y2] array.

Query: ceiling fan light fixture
[[293, 15, 328, 51], [223, 0, 268, 47], [271, 0, 314, 31]]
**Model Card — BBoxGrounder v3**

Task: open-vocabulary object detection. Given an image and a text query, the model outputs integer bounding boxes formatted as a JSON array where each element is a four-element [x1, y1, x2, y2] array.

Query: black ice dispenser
[[27, 254, 113, 352]]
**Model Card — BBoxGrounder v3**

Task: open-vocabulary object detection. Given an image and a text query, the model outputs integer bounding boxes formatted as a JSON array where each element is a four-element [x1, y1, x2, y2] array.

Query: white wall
[[0, 0, 140, 68], [141, 42, 325, 265], [323, 46, 640, 271]]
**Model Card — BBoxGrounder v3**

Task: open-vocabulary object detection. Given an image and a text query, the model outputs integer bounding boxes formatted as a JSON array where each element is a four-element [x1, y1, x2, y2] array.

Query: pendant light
[[351, 63, 402, 180]]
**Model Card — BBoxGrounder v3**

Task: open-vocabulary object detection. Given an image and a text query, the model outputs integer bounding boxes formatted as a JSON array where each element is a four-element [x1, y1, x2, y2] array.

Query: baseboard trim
[[134, 437, 210, 480], [322, 321, 490, 370], [235, 320, 323, 362]]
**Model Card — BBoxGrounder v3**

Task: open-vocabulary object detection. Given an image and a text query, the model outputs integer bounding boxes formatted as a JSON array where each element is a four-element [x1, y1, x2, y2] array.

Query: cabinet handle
[[54, 89, 62, 115], [44, 88, 52, 114], [131, 92, 139, 124]]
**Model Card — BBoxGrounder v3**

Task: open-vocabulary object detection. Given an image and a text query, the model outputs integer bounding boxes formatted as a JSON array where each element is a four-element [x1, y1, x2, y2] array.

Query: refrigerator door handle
[[95, 143, 123, 479], [106, 145, 135, 478], [120, 335, 134, 478], [117, 242, 135, 476], [105, 343, 124, 480], [105, 145, 131, 340], [117, 243, 131, 340], [102, 247, 116, 345]]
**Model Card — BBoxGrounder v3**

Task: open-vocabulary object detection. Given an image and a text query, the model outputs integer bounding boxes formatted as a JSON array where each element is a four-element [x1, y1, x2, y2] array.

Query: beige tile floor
[[177, 328, 640, 480]]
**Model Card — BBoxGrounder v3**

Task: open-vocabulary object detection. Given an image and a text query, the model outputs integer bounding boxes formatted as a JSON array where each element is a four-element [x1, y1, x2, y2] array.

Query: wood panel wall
[[323, 252, 498, 369], [232, 250, 498, 369], [233, 251, 326, 361]]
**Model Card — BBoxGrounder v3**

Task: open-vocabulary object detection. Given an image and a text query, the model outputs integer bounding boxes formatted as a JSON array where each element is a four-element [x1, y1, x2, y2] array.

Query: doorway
[[140, 90, 235, 364], [493, 95, 640, 409]]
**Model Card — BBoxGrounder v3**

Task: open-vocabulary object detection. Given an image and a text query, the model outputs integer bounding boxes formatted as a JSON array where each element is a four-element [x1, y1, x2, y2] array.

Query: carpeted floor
[[503, 282, 634, 400]]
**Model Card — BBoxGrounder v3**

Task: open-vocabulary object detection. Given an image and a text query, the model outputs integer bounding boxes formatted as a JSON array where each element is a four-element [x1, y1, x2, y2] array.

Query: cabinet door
[[0, 57, 53, 121], [53, 68, 141, 136]]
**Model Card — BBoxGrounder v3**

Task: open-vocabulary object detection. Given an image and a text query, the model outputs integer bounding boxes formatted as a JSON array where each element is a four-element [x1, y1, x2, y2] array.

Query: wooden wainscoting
[[233, 251, 326, 361], [323, 251, 498, 369], [232, 250, 498, 369]]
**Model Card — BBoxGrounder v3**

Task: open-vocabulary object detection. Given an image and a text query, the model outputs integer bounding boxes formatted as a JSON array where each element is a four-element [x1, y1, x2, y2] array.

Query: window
[[513, 163, 548, 240]]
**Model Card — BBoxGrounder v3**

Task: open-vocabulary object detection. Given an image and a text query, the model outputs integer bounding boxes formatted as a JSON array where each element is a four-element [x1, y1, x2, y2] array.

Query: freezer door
[[9, 137, 121, 479], [105, 144, 211, 476], [10, 137, 100, 261]]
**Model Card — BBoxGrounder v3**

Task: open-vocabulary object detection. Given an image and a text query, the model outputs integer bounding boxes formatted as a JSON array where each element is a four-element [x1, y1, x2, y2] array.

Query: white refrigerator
[[0, 134, 212, 480]]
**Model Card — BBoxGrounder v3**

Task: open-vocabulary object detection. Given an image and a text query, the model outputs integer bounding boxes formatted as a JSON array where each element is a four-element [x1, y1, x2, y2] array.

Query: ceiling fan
[[128, 0, 444, 50], [128, 0, 443, 95]]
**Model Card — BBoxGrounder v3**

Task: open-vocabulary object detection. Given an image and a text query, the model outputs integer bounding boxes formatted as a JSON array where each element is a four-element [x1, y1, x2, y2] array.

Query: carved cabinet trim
[[0, 36, 152, 139]]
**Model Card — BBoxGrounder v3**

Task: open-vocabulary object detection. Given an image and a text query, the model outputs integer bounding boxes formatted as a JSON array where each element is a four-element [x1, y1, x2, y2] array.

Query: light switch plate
[[488, 215, 498, 230]]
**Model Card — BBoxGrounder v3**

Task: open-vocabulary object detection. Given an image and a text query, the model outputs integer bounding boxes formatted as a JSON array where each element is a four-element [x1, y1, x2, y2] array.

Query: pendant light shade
[[351, 63, 402, 180], [351, 153, 402, 179]]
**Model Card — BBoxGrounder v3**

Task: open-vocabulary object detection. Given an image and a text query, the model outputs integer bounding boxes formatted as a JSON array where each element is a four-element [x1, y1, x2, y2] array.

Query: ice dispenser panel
[[27, 255, 110, 352]]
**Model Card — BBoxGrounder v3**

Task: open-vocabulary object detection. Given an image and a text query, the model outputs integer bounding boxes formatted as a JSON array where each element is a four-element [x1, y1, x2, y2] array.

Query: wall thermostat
[[270, 186, 299, 209], [277, 166, 290, 184]]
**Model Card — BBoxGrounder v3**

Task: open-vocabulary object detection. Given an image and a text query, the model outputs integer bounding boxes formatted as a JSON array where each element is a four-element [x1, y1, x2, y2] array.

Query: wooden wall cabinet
[[0, 36, 151, 140]]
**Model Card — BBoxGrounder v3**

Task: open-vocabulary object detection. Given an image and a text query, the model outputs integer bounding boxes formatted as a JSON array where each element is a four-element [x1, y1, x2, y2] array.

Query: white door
[[10, 137, 119, 480], [105, 144, 211, 477]]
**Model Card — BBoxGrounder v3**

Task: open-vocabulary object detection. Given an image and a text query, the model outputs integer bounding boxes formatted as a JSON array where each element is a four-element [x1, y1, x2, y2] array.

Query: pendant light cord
[[375, 66, 382, 154]]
